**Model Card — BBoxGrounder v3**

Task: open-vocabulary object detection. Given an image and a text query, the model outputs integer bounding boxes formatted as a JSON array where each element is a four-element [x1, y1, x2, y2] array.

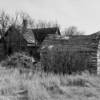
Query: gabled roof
[[23, 29, 36, 44], [32, 27, 60, 43]]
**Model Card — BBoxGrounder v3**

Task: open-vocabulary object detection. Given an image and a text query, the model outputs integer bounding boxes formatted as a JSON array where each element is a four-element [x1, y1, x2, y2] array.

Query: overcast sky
[[0, 0, 100, 34]]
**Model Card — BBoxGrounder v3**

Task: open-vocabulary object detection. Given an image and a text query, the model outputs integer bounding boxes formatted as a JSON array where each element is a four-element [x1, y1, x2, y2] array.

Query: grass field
[[0, 66, 100, 100]]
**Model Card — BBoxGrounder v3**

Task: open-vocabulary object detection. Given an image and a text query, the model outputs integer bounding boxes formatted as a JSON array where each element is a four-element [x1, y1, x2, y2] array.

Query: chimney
[[22, 19, 28, 34]]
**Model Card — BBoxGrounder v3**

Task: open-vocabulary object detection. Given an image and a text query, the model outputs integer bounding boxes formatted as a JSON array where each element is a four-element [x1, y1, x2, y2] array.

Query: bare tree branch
[[64, 26, 84, 36], [0, 11, 11, 36]]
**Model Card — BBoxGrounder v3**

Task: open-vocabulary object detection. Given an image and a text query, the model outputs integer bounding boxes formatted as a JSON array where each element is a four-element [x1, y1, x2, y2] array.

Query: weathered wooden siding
[[0, 43, 6, 61], [40, 34, 99, 73], [5, 26, 28, 55], [97, 40, 100, 74]]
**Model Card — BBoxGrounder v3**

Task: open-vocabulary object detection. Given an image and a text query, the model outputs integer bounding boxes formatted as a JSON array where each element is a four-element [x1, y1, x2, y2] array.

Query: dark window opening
[[29, 50, 33, 56], [8, 47, 12, 55]]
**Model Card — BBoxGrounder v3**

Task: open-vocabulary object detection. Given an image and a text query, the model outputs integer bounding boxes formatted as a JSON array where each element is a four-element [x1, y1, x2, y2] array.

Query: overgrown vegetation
[[41, 46, 93, 74], [0, 50, 92, 74], [0, 67, 99, 100], [1, 52, 43, 73], [0, 52, 98, 100]]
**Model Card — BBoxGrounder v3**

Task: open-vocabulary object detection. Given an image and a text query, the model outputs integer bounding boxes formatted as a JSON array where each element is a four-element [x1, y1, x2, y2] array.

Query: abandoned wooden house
[[0, 25, 60, 61], [40, 32, 100, 74]]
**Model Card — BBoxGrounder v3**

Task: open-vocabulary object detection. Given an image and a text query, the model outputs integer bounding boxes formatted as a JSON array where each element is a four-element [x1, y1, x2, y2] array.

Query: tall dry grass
[[0, 67, 100, 100]]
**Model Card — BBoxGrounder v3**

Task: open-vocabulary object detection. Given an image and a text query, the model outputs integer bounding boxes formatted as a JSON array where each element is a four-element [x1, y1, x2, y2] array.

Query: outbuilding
[[40, 32, 100, 74]]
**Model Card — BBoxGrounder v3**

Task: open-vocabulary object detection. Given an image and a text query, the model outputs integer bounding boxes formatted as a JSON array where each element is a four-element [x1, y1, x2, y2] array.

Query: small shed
[[40, 32, 100, 74]]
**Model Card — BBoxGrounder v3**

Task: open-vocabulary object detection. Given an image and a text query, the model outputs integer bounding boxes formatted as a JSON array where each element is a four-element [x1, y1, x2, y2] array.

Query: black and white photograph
[[0, 0, 100, 100]]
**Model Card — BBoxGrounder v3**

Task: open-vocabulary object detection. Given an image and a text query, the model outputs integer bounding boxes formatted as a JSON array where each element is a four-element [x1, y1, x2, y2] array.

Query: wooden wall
[[0, 43, 6, 61], [97, 40, 100, 74], [40, 35, 99, 74]]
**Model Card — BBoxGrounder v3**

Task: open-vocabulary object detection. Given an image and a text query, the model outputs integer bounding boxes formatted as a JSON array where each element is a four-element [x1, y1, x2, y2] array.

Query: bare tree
[[16, 11, 60, 29], [35, 20, 60, 29], [35, 20, 46, 28], [64, 26, 84, 36], [11, 12, 20, 26], [0, 11, 11, 36], [19, 11, 35, 28]]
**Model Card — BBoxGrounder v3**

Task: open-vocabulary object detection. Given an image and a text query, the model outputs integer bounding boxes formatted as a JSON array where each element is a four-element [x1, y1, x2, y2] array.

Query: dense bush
[[40, 46, 91, 74], [1, 52, 35, 69]]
